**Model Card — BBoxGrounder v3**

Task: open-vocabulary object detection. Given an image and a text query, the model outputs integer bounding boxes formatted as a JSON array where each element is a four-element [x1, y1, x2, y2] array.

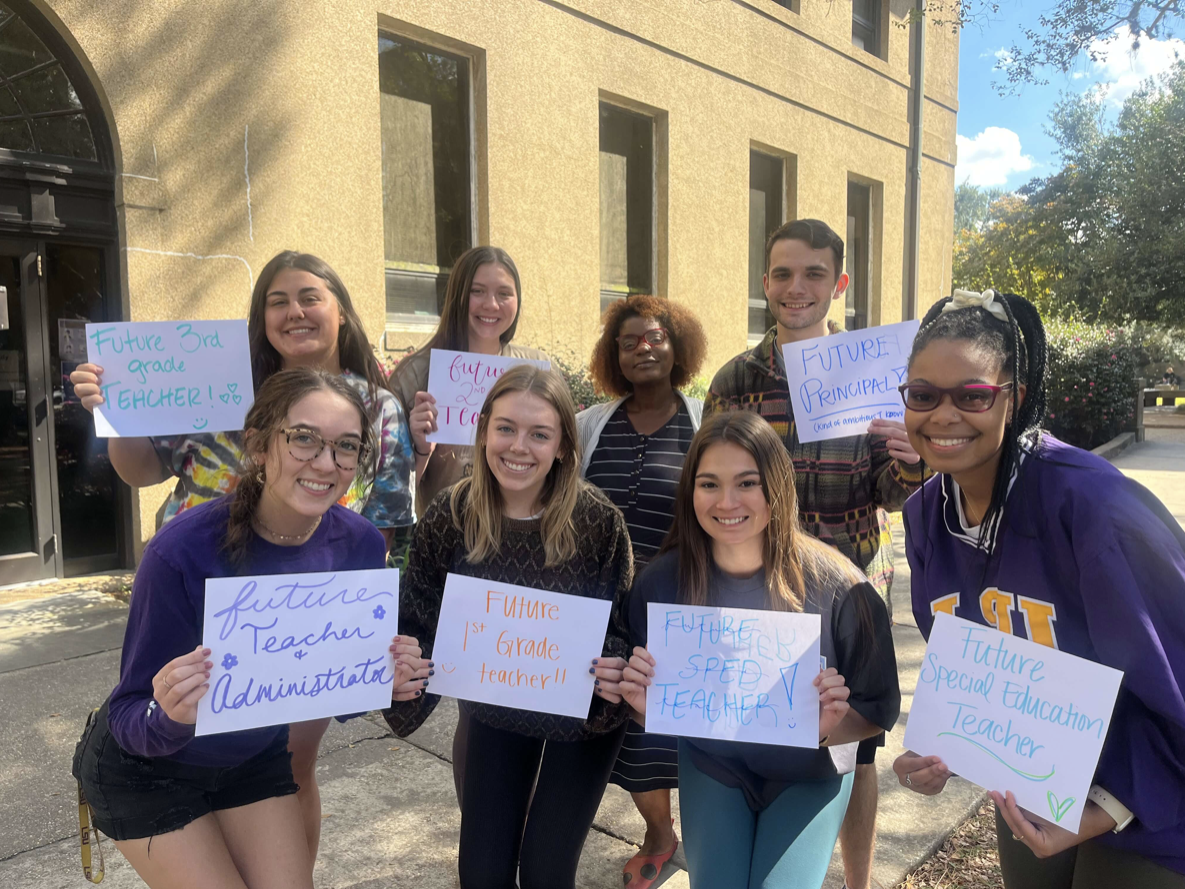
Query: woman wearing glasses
[[893, 291, 1185, 888], [68, 251, 415, 865], [72, 369, 426, 889], [576, 295, 707, 888]]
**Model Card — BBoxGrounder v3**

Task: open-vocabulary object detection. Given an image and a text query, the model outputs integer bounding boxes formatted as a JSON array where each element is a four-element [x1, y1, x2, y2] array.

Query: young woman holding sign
[[618, 411, 900, 889], [68, 251, 415, 860], [892, 290, 1185, 887], [384, 365, 634, 889], [71, 368, 427, 889]]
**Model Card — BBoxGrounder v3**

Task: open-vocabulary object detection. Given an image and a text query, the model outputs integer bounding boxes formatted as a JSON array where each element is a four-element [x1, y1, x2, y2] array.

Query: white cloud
[[956, 127, 1036, 187], [1086, 26, 1184, 105]]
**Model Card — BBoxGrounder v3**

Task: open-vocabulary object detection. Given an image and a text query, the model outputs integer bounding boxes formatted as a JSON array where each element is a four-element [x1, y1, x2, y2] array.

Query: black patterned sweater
[[381, 483, 634, 742]]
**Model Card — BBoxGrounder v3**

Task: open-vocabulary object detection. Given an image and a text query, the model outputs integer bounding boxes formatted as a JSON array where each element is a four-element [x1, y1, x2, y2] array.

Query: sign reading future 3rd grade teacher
[[782, 320, 920, 443], [903, 613, 1123, 833], [196, 569, 400, 736], [85, 320, 254, 438], [425, 349, 551, 446], [428, 573, 611, 719]]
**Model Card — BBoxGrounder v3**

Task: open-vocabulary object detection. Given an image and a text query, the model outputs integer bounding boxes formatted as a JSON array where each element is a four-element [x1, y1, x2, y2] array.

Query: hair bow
[[942, 289, 1008, 322]]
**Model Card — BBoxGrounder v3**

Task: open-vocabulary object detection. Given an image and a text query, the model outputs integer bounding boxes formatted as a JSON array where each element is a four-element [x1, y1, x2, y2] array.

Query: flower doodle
[[221, 653, 239, 670], [373, 605, 387, 620]]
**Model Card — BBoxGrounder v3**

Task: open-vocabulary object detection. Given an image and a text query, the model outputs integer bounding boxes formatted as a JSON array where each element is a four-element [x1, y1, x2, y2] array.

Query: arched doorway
[[0, 1, 125, 583]]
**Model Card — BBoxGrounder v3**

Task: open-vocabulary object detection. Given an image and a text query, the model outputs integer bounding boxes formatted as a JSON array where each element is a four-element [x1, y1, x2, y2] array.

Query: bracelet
[[1088, 784, 1135, 833], [413, 444, 430, 457]]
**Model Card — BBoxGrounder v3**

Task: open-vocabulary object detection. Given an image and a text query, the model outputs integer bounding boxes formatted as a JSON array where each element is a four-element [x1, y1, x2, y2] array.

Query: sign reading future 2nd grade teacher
[[646, 604, 821, 748], [783, 320, 920, 443], [85, 320, 254, 438], [428, 573, 610, 719], [425, 349, 551, 446], [195, 569, 399, 736], [903, 614, 1123, 833]]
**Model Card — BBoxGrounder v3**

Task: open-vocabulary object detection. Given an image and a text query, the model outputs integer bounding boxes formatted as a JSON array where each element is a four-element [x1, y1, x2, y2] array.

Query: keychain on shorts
[[78, 779, 105, 883]]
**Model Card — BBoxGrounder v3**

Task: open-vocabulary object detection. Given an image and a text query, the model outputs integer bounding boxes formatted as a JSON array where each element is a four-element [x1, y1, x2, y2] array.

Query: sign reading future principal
[[85, 320, 254, 438], [782, 320, 919, 443], [903, 614, 1123, 834]]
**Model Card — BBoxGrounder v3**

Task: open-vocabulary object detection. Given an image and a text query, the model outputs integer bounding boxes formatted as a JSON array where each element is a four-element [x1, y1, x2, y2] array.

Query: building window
[[846, 181, 873, 331], [599, 104, 653, 314], [851, 0, 883, 57], [379, 33, 472, 320], [749, 151, 783, 340]]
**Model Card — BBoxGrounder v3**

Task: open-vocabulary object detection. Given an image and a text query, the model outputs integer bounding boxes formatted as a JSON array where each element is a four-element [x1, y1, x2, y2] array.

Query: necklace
[[253, 514, 321, 542]]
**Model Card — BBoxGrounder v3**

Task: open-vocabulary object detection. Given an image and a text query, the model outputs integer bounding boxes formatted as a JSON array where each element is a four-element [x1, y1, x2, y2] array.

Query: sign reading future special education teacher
[[646, 604, 821, 748], [425, 349, 552, 446], [85, 320, 254, 438], [195, 569, 400, 736], [428, 573, 610, 719], [904, 614, 1123, 833], [783, 320, 920, 443]]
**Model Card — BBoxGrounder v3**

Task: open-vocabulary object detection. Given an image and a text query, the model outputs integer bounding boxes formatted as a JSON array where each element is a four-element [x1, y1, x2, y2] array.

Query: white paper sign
[[85, 320, 254, 437], [425, 349, 551, 446], [196, 569, 399, 736], [783, 320, 920, 443], [645, 604, 821, 747], [904, 614, 1123, 833], [428, 573, 610, 719]]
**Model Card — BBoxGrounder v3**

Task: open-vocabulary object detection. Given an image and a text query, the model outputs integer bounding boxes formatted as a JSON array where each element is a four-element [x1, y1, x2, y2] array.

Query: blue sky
[[955, 0, 1185, 190]]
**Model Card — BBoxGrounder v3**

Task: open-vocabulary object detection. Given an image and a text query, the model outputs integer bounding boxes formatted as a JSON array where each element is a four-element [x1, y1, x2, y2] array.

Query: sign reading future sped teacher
[[904, 613, 1122, 833], [646, 604, 821, 748], [85, 320, 254, 438], [425, 349, 551, 446], [428, 573, 610, 719], [195, 569, 399, 736], [783, 320, 919, 443]]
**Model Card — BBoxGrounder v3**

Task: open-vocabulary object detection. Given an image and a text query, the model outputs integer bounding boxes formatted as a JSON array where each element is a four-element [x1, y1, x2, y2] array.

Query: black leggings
[[457, 717, 627, 889]]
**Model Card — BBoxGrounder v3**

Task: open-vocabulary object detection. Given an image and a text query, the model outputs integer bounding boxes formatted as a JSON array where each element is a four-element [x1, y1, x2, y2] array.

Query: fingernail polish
[[422, 679, 429, 686], [428, 670, 435, 676], [415, 690, 422, 697], [588, 667, 595, 674], [428, 662, 435, 668], [595, 679, 600, 686], [591, 658, 599, 665]]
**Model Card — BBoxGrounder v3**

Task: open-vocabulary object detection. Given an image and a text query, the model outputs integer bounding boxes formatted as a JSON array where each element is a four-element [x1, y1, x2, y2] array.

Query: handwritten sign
[[425, 349, 551, 446], [85, 320, 254, 438], [903, 614, 1122, 832], [427, 573, 610, 718], [645, 604, 821, 747], [783, 320, 920, 443], [195, 569, 399, 736]]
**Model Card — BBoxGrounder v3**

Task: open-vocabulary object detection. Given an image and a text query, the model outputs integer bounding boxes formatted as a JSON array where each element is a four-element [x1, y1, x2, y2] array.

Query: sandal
[[622, 836, 679, 888]]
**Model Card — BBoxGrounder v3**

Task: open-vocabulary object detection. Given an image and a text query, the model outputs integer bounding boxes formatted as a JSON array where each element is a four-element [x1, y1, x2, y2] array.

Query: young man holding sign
[[704, 219, 925, 889]]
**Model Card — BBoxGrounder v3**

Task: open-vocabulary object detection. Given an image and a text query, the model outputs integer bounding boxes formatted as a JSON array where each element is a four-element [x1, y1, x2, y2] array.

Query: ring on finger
[[905, 773, 912, 786], [161, 679, 173, 691]]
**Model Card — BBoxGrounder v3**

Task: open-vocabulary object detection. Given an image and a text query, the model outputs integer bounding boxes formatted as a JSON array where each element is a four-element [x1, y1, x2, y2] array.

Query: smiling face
[[692, 440, 772, 556], [467, 262, 519, 351], [617, 315, 675, 389], [764, 237, 849, 338], [263, 269, 344, 371], [483, 389, 564, 511]]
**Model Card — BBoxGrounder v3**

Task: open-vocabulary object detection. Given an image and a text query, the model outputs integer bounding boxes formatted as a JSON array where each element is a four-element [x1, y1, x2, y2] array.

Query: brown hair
[[764, 218, 844, 279], [589, 295, 709, 397], [451, 364, 583, 566], [224, 368, 376, 565], [248, 251, 388, 404]]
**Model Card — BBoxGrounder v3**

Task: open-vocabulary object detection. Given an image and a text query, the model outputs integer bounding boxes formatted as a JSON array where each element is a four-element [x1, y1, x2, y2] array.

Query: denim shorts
[[72, 702, 298, 841]]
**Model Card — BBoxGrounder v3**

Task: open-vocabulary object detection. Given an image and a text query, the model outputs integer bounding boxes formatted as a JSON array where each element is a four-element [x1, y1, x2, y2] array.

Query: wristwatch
[[1088, 785, 1135, 833]]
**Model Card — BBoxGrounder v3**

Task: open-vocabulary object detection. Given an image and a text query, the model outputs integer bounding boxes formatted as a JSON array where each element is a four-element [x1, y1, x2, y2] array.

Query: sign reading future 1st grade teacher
[[428, 573, 611, 719], [425, 349, 551, 446], [85, 320, 254, 438], [195, 569, 399, 736], [904, 614, 1123, 833], [646, 604, 821, 748], [783, 320, 920, 443]]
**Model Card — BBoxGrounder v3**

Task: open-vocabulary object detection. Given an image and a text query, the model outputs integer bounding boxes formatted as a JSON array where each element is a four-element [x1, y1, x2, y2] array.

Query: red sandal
[[622, 836, 679, 888]]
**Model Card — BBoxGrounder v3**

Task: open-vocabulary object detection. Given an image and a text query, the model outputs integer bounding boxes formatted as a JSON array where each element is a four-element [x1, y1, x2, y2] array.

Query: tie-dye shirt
[[151, 370, 414, 531]]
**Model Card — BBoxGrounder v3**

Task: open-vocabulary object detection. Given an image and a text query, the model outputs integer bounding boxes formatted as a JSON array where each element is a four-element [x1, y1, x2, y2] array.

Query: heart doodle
[[233, 394, 242, 404], [1047, 791, 1075, 823], [219, 393, 230, 404], [228, 383, 238, 392], [440, 663, 457, 673]]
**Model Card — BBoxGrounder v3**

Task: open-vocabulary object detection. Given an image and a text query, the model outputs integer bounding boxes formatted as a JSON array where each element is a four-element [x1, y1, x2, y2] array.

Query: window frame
[[598, 100, 658, 315], [851, 0, 886, 59]]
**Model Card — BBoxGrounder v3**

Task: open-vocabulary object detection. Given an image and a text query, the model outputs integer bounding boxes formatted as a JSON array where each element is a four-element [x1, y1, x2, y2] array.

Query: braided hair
[[909, 291, 1048, 554]]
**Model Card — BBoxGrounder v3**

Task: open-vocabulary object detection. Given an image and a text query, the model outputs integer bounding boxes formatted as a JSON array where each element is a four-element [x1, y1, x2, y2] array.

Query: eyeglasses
[[898, 383, 1015, 413], [280, 427, 371, 470], [617, 328, 670, 351]]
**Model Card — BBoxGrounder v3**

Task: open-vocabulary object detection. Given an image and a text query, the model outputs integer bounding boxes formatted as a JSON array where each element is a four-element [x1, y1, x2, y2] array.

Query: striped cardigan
[[704, 328, 927, 603]]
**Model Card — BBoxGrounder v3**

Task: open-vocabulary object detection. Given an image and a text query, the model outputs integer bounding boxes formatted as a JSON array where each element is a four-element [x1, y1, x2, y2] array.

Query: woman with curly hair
[[576, 294, 707, 888]]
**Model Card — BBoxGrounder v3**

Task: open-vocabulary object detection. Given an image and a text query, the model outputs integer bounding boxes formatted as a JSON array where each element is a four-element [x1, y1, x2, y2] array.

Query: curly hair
[[589, 295, 708, 397]]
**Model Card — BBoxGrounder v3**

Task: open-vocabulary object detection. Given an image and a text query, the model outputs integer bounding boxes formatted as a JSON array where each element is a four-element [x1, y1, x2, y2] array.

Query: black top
[[630, 550, 900, 810], [584, 402, 695, 567]]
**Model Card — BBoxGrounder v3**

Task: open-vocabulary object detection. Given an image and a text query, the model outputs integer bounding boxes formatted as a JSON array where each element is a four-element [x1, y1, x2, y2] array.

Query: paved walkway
[[2, 429, 1182, 889]]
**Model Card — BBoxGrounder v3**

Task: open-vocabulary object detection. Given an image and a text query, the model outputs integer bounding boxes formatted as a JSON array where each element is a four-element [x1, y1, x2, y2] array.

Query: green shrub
[[1045, 321, 1141, 450], [549, 351, 614, 412]]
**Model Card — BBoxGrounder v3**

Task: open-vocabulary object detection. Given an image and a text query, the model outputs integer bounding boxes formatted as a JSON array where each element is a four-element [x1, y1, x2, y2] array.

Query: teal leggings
[[678, 741, 854, 889]]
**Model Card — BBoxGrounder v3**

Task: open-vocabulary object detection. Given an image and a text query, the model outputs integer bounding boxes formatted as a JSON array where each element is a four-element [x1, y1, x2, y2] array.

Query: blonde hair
[[451, 364, 583, 567]]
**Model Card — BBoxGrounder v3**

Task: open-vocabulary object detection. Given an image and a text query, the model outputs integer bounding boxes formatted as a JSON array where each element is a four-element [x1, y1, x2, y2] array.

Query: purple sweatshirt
[[904, 435, 1185, 873], [108, 498, 386, 767]]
